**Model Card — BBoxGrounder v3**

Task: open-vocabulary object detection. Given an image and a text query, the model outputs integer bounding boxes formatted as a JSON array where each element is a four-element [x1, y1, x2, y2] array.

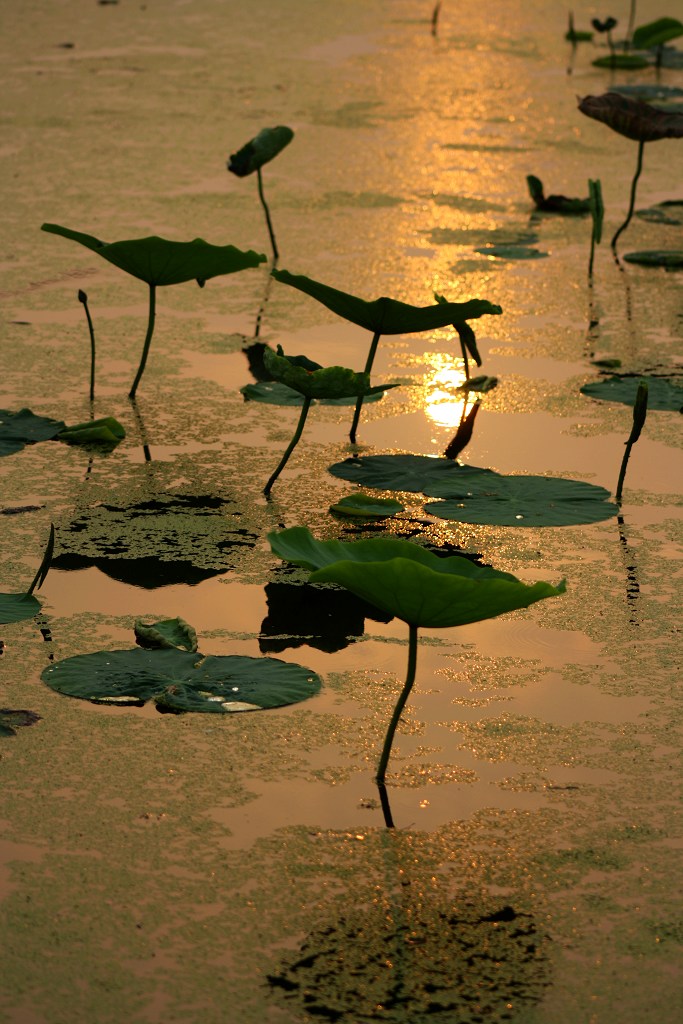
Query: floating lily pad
[[328, 454, 498, 494], [581, 375, 683, 410], [58, 417, 126, 447], [0, 592, 41, 625], [475, 245, 548, 260], [424, 476, 617, 527], [241, 381, 387, 407], [329, 494, 405, 519], [42, 648, 321, 712], [622, 250, 683, 268], [0, 709, 41, 738], [0, 408, 65, 457], [592, 55, 650, 69], [134, 617, 198, 652], [632, 18, 683, 51], [635, 205, 683, 225]]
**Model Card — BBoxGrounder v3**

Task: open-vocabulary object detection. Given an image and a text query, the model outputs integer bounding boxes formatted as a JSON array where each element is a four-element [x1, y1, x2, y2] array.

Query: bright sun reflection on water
[[421, 354, 476, 429]]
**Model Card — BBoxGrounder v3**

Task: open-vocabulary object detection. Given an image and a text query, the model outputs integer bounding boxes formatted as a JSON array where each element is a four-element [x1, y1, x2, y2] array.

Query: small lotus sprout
[[578, 94, 683, 252], [272, 268, 501, 442], [591, 16, 618, 58], [616, 380, 648, 503], [260, 347, 397, 496], [78, 290, 96, 402], [227, 126, 294, 262], [42, 224, 266, 398], [269, 528, 565, 827]]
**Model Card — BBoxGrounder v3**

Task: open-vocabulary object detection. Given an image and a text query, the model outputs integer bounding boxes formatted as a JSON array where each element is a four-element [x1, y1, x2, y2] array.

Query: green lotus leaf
[[134, 617, 198, 652], [0, 593, 41, 625], [424, 474, 617, 527], [329, 494, 405, 519], [58, 417, 126, 446], [227, 126, 294, 178], [241, 381, 387, 406], [41, 224, 266, 286], [632, 18, 683, 50], [0, 709, 41, 738], [581, 375, 683, 410], [268, 527, 517, 581], [476, 245, 548, 260], [623, 250, 683, 268], [578, 93, 683, 142], [0, 408, 66, 457], [328, 454, 499, 493], [42, 648, 321, 712], [272, 268, 502, 334], [592, 54, 650, 69], [308, 557, 565, 629], [263, 346, 396, 400]]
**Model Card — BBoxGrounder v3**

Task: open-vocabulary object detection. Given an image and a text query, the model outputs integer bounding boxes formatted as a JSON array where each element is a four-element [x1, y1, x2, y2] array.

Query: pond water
[[1, 1, 682, 1021]]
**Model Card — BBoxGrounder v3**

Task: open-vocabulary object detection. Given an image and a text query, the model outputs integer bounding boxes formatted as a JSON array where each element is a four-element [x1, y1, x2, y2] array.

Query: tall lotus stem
[[611, 140, 645, 253], [257, 167, 279, 263], [431, 2, 442, 36], [376, 623, 419, 827], [78, 290, 96, 403], [349, 330, 381, 444], [264, 396, 312, 496], [129, 284, 157, 400]]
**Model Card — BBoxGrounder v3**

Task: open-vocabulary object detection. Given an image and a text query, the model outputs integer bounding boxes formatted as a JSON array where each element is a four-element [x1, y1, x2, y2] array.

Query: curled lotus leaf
[[134, 617, 198, 652], [227, 126, 294, 177], [58, 417, 126, 447], [632, 18, 683, 50], [263, 346, 396, 400], [578, 93, 683, 142], [41, 223, 266, 286], [241, 380, 387, 407], [269, 528, 564, 629], [42, 648, 321, 712], [272, 268, 502, 334]]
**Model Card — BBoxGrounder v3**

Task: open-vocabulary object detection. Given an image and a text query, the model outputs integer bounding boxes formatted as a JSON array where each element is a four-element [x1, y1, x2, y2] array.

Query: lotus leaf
[[42, 648, 321, 712], [434, 293, 482, 367], [456, 375, 498, 394], [592, 54, 649, 69], [41, 224, 266, 286], [227, 126, 294, 177], [0, 408, 66, 457], [263, 346, 395, 400], [58, 417, 125, 446], [241, 381, 386, 407], [578, 93, 683, 142], [328, 454, 498, 493], [0, 593, 41, 625], [134, 617, 198, 652], [581, 375, 683, 410], [329, 495, 405, 519], [623, 250, 683, 268], [271, 269, 502, 334], [476, 245, 547, 260], [632, 18, 683, 50]]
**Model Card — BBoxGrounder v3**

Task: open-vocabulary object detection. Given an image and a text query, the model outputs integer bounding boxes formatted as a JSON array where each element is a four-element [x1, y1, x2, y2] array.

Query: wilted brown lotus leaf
[[578, 92, 683, 142]]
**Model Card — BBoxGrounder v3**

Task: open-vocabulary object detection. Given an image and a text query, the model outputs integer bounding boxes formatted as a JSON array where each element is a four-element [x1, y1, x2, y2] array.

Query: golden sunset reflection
[[420, 355, 476, 429]]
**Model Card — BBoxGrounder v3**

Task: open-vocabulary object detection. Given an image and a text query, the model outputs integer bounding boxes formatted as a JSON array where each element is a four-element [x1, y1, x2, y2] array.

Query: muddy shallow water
[[1, 1, 682, 1022]]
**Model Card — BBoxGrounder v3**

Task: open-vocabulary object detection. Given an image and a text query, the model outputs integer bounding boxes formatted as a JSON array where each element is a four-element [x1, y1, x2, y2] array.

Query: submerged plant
[[42, 224, 266, 397], [260, 346, 396, 495], [227, 126, 294, 261], [616, 380, 648, 502], [0, 524, 54, 625], [272, 268, 501, 442], [269, 528, 565, 825], [578, 94, 683, 252]]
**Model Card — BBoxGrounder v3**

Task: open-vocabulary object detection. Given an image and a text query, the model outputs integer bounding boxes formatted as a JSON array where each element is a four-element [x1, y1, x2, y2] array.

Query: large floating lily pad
[[622, 250, 683, 268], [42, 648, 321, 713], [241, 381, 387, 407], [52, 494, 257, 588], [0, 408, 65, 457], [0, 593, 41, 625], [581, 375, 683, 410], [328, 454, 498, 494], [424, 475, 617, 527]]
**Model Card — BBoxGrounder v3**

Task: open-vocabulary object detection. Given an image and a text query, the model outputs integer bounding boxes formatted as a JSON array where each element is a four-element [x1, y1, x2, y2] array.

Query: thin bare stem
[[611, 141, 645, 254], [376, 624, 419, 801], [27, 524, 55, 596], [128, 284, 157, 400], [257, 167, 279, 262], [349, 330, 382, 444], [264, 396, 311, 496], [78, 290, 96, 402], [431, 2, 442, 36]]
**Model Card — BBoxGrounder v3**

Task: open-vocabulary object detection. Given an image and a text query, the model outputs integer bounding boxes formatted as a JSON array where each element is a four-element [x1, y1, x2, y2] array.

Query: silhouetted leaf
[[263, 347, 397, 400], [581, 375, 683, 410], [623, 250, 683, 267], [632, 18, 683, 50], [241, 381, 387, 406], [476, 245, 547, 260], [592, 54, 649, 69], [42, 649, 321, 712], [0, 593, 41, 625], [227, 126, 294, 177], [526, 175, 590, 214], [578, 93, 683, 141]]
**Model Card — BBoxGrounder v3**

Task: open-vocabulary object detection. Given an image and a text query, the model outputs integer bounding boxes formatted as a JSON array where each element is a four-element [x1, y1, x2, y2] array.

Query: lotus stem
[[611, 140, 645, 253], [616, 381, 648, 503], [264, 396, 311, 496], [27, 524, 55, 596], [349, 330, 382, 443], [78, 290, 96, 402], [128, 283, 157, 400], [626, 0, 636, 46], [376, 623, 419, 813], [257, 167, 279, 263], [431, 2, 442, 36]]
